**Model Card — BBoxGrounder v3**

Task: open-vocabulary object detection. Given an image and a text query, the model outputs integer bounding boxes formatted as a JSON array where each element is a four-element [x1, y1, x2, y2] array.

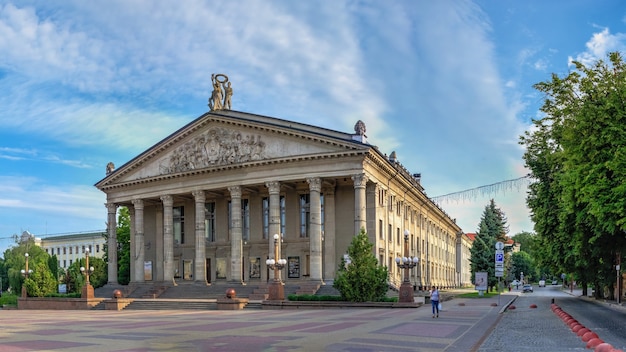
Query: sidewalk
[[0, 293, 508, 352]]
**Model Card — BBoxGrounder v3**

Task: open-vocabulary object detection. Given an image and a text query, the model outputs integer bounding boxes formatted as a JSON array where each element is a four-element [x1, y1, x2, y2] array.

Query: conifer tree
[[333, 229, 389, 302], [469, 199, 508, 291]]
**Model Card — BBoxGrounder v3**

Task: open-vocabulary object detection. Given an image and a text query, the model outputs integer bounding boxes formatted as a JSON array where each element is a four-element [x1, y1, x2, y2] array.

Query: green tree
[[66, 256, 108, 293], [23, 262, 57, 297], [333, 229, 389, 302], [510, 251, 535, 283], [469, 199, 509, 291], [4, 240, 51, 295], [521, 51, 626, 298]]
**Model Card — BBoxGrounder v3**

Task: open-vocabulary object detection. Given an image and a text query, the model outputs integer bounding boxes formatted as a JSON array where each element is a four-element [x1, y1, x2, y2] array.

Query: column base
[[81, 284, 95, 299], [268, 280, 285, 300], [398, 282, 414, 303]]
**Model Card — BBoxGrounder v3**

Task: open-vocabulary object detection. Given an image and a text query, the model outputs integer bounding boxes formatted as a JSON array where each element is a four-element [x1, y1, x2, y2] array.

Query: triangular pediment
[[96, 111, 370, 188]]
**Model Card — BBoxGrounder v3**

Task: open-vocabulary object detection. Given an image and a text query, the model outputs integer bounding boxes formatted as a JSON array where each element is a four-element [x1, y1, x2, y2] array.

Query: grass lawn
[[456, 291, 501, 298]]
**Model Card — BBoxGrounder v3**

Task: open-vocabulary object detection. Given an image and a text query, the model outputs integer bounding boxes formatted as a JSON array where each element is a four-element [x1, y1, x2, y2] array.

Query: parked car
[[510, 280, 520, 287], [523, 284, 533, 292], [552, 280, 558, 285], [538, 280, 546, 287]]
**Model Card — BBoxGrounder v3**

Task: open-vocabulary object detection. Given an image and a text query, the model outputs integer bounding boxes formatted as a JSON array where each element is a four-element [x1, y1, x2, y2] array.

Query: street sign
[[495, 241, 504, 250], [495, 267, 504, 277], [495, 250, 504, 264]]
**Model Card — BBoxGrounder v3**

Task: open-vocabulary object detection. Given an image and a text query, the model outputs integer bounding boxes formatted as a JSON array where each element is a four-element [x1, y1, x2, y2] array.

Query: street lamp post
[[80, 248, 95, 299], [266, 234, 287, 300], [20, 253, 33, 298], [395, 230, 419, 303]]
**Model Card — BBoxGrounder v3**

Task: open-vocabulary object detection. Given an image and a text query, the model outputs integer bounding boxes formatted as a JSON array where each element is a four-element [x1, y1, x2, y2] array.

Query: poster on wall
[[288, 256, 300, 278], [249, 257, 261, 279], [144, 261, 153, 281], [216, 258, 226, 279]]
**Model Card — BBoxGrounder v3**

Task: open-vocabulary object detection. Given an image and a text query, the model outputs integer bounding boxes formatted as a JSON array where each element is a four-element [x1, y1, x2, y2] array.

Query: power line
[[431, 175, 532, 205]]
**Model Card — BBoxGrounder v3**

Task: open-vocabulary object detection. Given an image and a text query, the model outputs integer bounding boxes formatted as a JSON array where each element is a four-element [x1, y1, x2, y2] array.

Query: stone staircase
[[123, 299, 217, 310]]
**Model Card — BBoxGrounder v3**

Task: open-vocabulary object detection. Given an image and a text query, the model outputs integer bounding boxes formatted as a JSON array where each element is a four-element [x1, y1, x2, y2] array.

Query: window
[[96, 244, 100, 253], [388, 224, 392, 242], [69, 247, 73, 255], [396, 228, 400, 245], [89, 245, 92, 253], [205, 202, 216, 242], [50, 248, 54, 255], [69, 259, 72, 266], [63, 247, 67, 255], [262, 197, 269, 239], [379, 220, 384, 240], [82, 245, 85, 253], [280, 195, 286, 237], [299, 194, 310, 238], [242, 199, 250, 241], [63, 260, 66, 267], [174, 206, 184, 244]]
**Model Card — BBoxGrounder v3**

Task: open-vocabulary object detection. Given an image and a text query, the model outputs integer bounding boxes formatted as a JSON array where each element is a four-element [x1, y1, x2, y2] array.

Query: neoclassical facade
[[96, 109, 468, 289]]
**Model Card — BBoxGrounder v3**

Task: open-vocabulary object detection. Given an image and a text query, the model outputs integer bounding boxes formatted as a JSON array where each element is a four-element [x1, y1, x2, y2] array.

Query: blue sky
[[1, 0, 625, 254]]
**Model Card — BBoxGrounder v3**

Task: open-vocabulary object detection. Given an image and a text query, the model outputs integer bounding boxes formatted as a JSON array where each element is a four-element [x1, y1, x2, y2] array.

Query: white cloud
[[569, 28, 626, 67]]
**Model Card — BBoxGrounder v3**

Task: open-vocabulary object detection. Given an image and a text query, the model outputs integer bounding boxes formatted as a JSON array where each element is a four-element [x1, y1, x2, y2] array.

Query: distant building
[[39, 231, 107, 269]]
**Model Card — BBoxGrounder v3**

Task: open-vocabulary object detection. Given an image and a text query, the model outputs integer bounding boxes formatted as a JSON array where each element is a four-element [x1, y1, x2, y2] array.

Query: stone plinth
[[267, 281, 285, 301], [104, 298, 133, 311], [398, 282, 415, 303], [81, 284, 94, 299], [18, 297, 104, 310], [216, 297, 249, 310]]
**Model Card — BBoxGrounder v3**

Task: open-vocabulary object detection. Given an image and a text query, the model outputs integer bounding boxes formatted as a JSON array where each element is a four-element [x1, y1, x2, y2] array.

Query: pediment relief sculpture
[[159, 127, 266, 175]]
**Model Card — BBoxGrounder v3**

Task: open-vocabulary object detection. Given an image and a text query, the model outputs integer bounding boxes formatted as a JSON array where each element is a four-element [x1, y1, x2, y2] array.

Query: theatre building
[[95, 81, 467, 293]]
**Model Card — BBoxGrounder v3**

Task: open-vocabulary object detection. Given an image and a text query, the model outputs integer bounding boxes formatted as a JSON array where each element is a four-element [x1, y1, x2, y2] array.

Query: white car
[[538, 280, 546, 287]]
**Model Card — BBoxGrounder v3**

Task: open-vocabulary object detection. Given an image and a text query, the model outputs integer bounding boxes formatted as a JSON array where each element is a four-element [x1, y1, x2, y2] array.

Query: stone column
[[132, 199, 145, 283], [161, 195, 174, 283], [228, 186, 243, 283], [307, 177, 323, 282], [192, 190, 207, 284], [322, 188, 336, 280], [105, 202, 118, 284], [265, 181, 281, 280], [352, 173, 368, 235], [128, 206, 136, 283]]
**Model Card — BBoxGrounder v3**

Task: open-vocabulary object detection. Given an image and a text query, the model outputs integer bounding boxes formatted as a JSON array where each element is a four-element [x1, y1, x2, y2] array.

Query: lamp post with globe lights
[[266, 234, 287, 300], [395, 230, 419, 303], [20, 253, 33, 298], [80, 248, 95, 299]]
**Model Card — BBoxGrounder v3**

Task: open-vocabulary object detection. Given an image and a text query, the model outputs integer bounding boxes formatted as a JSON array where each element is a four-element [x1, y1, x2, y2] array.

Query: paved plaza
[[0, 294, 506, 352], [4, 290, 618, 352]]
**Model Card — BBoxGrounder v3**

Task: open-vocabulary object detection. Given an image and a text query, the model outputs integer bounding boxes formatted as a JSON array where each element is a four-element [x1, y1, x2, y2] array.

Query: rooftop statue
[[209, 74, 232, 111]]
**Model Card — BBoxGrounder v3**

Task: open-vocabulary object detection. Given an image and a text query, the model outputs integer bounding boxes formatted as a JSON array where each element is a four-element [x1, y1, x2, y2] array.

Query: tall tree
[[469, 199, 509, 291], [521, 52, 626, 298]]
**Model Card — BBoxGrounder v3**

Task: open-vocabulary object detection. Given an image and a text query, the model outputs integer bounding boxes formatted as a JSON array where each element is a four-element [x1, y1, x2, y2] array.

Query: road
[[478, 284, 626, 351]]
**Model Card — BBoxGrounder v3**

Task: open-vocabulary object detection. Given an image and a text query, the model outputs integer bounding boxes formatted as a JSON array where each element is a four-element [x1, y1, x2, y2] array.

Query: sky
[[1, 0, 625, 254]]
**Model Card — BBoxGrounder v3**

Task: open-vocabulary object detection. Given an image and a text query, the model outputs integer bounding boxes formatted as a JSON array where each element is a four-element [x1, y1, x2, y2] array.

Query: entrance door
[[205, 258, 211, 283], [183, 260, 192, 280]]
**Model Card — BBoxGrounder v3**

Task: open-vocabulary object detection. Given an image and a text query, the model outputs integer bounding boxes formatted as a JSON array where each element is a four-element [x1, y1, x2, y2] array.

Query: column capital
[[265, 181, 281, 194], [131, 198, 144, 209], [351, 173, 368, 188], [228, 186, 242, 198], [192, 190, 206, 203], [105, 202, 117, 213], [160, 195, 173, 206], [306, 177, 322, 192]]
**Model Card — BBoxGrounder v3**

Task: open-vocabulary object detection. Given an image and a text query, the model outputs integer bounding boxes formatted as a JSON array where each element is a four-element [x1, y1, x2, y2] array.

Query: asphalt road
[[478, 284, 626, 351]]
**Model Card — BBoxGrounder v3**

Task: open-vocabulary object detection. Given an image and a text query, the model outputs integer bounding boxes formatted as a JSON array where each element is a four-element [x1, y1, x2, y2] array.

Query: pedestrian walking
[[430, 286, 440, 318]]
